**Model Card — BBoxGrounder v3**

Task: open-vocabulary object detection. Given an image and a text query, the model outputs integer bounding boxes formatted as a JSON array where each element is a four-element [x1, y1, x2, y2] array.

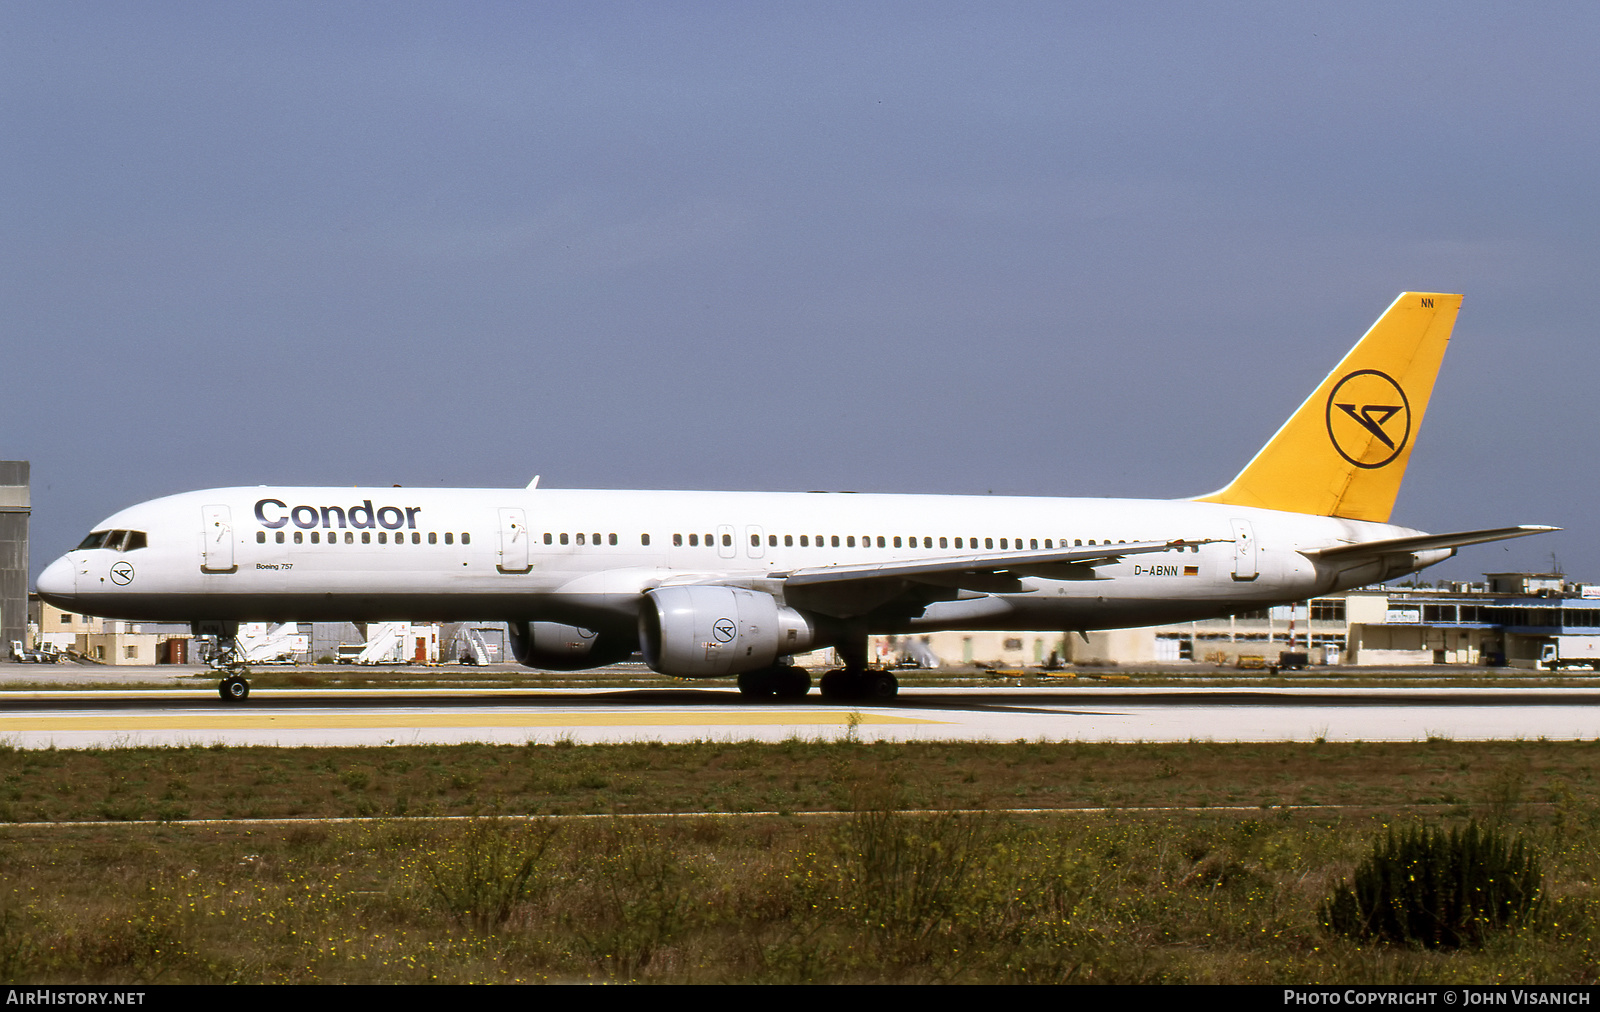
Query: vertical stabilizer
[[1194, 292, 1462, 523]]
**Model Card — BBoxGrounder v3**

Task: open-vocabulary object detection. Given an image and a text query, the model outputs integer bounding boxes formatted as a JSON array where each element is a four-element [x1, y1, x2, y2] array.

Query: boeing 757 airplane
[[36, 293, 1554, 702]]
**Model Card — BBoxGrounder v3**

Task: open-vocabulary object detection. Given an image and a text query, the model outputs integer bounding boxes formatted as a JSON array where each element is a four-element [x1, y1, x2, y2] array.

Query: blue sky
[[4, 2, 1593, 582]]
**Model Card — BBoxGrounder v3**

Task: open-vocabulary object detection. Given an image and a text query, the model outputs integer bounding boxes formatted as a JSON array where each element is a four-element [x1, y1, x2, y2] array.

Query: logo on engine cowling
[[712, 618, 737, 643]]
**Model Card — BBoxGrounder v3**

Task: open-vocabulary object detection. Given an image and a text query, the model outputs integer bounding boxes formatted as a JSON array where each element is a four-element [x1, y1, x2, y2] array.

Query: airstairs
[[355, 622, 409, 665], [236, 622, 307, 664], [447, 625, 493, 665]]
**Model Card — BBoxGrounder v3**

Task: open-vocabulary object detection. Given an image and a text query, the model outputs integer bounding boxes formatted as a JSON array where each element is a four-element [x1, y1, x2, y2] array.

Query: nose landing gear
[[195, 621, 253, 704]]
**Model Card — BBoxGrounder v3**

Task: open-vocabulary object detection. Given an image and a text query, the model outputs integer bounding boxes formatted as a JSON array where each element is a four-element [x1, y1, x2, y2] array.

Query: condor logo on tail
[[1194, 291, 1458, 522], [1325, 369, 1411, 469]]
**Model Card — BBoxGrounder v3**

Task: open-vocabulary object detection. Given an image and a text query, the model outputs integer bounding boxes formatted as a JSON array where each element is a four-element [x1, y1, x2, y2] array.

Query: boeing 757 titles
[[36, 293, 1555, 701]]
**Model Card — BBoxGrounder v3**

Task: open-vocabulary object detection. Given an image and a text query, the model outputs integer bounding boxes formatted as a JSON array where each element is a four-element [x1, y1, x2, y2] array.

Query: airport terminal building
[[877, 573, 1600, 671]]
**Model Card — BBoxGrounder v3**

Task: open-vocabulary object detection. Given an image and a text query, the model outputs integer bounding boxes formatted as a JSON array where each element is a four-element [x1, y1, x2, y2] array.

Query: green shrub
[[1321, 821, 1542, 949], [415, 818, 553, 932]]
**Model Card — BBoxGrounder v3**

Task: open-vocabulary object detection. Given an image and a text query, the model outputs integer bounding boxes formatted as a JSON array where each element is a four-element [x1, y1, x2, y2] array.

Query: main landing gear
[[818, 668, 898, 701], [816, 632, 899, 701], [219, 675, 250, 702], [737, 665, 811, 701]]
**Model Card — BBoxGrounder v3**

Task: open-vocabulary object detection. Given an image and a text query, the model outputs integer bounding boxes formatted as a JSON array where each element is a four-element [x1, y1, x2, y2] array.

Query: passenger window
[[462, 533, 470, 545], [361, 532, 371, 544], [784, 535, 793, 547], [294, 531, 303, 544], [877, 536, 885, 548], [543, 533, 552, 545], [939, 537, 948, 549], [275, 532, 285, 544], [1000, 539, 1008, 549], [721, 533, 731, 547], [446, 533, 455, 545], [954, 537, 963, 549], [345, 532, 354, 544], [985, 538, 994, 550], [577, 533, 586, 545], [831, 536, 840, 548], [559, 533, 568, 545], [847, 536, 855, 547], [592, 533, 600, 545], [893, 536, 902, 548], [378, 532, 387, 544], [256, 531, 266, 544], [768, 534, 777, 547], [641, 534, 650, 546], [609, 533, 617, 546], [800, 535, 809, 547], [430, 532, 438, 544], [751, 534, 760, 547], [310, 532, 319, 544], [689, 534, 698, 547]]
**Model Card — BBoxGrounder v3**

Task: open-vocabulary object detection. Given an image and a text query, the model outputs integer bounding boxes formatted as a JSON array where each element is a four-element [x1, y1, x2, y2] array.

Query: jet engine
[[508, 621, 635, 671], [639, 586, 820, 677]]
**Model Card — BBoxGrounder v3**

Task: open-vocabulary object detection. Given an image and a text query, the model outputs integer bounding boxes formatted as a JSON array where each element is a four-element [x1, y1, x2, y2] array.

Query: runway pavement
[[1, 685, 1598, 748]]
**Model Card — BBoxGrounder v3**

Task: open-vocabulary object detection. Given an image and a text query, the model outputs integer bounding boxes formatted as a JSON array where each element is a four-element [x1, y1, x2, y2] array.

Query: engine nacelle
[[508, 621, 635, 671], [639, 586, 819, 677]]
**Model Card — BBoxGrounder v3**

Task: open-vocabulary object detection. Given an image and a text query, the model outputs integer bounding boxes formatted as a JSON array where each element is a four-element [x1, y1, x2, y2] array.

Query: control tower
[[0, 462, 28, 650]]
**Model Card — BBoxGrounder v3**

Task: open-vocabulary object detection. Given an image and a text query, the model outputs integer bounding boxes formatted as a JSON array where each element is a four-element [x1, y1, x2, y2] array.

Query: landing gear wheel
[[737, 669, 778, 701], [865, 671, 899, 699], [819, 669, 854, 701], [819, 669, 898, 702], [774, 666, 811, 700], [739, 666, 813, 701], [219, 676, 250, 703]]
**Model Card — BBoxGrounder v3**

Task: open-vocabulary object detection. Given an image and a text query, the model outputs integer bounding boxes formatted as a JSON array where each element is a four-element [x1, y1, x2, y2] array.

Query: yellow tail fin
[[1194, 292, 1462, 523]]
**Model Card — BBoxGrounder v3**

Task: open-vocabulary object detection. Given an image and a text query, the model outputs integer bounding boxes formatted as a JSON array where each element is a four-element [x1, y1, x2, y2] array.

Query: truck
[[1539, 636, 1600, 671]]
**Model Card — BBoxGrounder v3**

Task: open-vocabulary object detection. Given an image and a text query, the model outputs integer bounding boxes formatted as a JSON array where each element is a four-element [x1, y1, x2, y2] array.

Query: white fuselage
[[37, 485, 1430, 640]]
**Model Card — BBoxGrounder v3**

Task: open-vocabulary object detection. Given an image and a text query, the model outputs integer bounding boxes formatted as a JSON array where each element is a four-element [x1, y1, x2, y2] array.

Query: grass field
[[0, 737, 1597, 983]]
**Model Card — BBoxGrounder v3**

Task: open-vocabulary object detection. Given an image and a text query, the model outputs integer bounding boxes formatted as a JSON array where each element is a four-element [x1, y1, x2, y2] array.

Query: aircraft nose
[[35, 555, 76, 604]]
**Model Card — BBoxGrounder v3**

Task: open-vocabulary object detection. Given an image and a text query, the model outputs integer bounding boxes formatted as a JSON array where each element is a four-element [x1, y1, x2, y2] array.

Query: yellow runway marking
[[0, 710, 945, 732]]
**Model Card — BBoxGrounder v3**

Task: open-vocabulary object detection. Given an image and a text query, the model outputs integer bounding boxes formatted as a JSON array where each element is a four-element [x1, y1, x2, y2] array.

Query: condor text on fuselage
[[35, 293, 1556, 702], [253, 498, 424, 534]]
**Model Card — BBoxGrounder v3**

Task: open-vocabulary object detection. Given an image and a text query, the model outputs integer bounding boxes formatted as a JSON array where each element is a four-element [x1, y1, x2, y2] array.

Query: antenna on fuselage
[[526, 475, 541, 490]]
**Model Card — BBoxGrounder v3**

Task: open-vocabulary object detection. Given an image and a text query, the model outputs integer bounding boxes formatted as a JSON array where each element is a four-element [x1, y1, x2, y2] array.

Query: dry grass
[[1, 738, 1598, 983], [0, 738, 1595, 823]]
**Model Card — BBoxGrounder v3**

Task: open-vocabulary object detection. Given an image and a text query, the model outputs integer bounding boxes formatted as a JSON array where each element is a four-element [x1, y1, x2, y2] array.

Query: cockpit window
[[75, 530, 147, 552]]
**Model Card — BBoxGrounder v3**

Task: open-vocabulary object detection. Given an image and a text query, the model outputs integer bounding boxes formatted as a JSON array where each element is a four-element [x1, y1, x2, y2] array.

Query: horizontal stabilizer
[[1301, 525, 1559, 561]]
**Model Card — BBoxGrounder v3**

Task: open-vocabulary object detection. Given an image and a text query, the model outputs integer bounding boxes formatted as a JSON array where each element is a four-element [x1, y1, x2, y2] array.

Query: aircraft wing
[[1300, 525, 1559, 561], [775, 538, 1217, 587]]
